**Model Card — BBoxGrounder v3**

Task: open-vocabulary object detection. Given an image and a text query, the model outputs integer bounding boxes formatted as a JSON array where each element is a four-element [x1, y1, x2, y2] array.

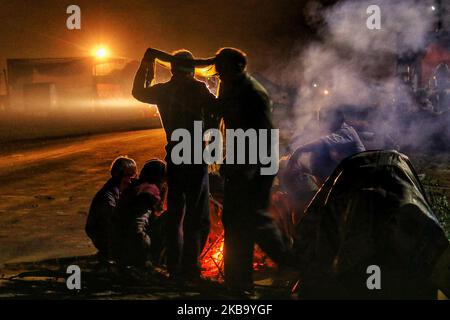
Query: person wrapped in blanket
[[112, 159, 167, 268], [288, 107, 366, 186], [281, 107, 366, 225]]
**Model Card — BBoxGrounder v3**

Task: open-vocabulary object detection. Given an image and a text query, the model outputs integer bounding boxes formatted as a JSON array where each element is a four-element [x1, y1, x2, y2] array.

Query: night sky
[[0, 0, 338, 71]]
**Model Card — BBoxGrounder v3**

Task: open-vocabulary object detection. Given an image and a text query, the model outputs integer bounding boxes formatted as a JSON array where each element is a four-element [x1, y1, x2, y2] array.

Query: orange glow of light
[[201, 236, 225, 279], [212, 241, 224, 261], [156, 59, 216, 78], [200, 234, 275, 280], [93, 46, 109, 59]]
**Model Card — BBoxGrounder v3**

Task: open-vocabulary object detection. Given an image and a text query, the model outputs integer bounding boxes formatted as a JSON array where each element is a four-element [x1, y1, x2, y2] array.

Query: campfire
[[200, 196, 275, 280]]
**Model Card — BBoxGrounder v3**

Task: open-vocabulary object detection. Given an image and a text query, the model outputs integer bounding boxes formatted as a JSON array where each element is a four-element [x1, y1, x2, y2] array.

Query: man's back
[[135, 77, 214, 153], [132, 49, 213, 277], [218, 74, 275, 178], [218, 74, 273, 131]]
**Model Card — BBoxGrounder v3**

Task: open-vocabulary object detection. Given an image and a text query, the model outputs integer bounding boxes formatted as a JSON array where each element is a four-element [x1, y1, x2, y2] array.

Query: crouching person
[[112, 159, 167, 268], [85, 156, 137, 260]]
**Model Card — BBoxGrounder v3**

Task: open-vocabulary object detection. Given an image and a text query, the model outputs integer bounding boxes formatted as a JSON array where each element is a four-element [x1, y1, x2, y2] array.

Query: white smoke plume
[[326, 0, 434, 54], [272, 0, 441, 150]]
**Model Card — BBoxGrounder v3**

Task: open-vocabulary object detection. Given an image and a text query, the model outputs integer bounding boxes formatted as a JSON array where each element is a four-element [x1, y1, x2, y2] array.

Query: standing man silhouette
[[213, 48, 291, 296], [132, 48, 215, 281]]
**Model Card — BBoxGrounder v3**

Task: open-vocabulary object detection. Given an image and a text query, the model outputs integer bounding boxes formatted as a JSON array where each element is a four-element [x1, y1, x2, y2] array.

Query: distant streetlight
[[93, 46, 108, 59], [323, 89, 330, 96]]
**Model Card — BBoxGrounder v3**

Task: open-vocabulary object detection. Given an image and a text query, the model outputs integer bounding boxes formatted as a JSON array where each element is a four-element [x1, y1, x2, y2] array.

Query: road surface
[[0, 129, 167, 264], [0, 129, 295, 299], [0, 129, 448, 300]]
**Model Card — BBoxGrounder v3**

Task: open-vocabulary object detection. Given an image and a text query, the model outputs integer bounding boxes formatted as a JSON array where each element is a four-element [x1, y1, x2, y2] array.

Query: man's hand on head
[[143, 48, 157, 62]]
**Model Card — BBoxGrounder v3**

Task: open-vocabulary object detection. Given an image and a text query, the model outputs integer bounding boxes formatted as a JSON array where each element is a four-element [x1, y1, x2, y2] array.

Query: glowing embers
[[200, 200, 275, 281], [201, 231, 225, 279]]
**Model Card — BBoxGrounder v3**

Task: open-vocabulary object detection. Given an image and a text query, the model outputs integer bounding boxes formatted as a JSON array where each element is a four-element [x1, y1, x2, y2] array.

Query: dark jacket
[[217, 73, 274, 179], [132, 63, 216, 162], [218, 73, 273, 131], [85, 178, 120, 257], [112, 181, 162, 266]]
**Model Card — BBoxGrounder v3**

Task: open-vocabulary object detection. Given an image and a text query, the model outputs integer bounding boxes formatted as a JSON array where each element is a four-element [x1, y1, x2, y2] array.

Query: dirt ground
[[0, 129, 297, 299], [0, 129, 448, 299], [0, 129, 167, 265]]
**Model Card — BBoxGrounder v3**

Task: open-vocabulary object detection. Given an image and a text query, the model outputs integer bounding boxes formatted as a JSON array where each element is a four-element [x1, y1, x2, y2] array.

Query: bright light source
[[93, 47, 108, 59], [96, 48, 107, 58], [313, 83, 318, 88], [431, 6, 436, 11], [324, 89, 329, 96]]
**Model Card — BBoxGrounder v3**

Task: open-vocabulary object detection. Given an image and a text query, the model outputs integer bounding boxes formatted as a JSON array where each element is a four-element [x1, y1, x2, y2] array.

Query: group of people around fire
[[85, 46, 370, 297]]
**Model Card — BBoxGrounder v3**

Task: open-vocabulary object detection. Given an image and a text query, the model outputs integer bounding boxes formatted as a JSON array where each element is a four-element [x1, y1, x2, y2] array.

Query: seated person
[[85, 156, 137, 259], [112, 159, 167, 268], [288, 107, 366, 185], [277, 157, 320, 227]]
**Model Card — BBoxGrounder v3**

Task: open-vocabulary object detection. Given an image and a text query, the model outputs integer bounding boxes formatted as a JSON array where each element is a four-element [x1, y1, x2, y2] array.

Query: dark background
[[0, 0, 338, 74]]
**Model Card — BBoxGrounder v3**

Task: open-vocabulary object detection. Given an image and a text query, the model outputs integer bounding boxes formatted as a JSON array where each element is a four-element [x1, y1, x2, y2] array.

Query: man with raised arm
[[132, 48, 215, 282]]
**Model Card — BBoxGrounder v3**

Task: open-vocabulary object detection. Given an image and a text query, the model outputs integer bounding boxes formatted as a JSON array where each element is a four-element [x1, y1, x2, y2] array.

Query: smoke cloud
[[270, 0, 443, 151]]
